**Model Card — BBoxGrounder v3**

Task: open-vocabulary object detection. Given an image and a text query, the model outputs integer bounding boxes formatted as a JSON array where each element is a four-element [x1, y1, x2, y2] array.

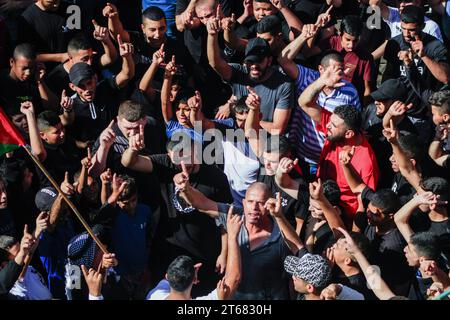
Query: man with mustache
[[206, 8, 293, 135]]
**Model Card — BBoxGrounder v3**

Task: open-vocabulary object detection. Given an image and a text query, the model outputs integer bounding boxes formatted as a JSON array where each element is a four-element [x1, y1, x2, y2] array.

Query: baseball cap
[[284, 254, 332, 288], [69, 62, 95, 87], [244, 37, 271, 63], [370, 79, 408, 102], [35, 187, 58, 212]]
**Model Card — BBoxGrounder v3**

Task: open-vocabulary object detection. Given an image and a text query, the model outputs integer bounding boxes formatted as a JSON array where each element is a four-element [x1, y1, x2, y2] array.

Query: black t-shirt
[[68, 77, 122, 143], [37, 138, 82, 188], [46, 63, 73, 98], [0, 69, 43, 117], [334, 272, 376, 300], [384, 33, 448, 92], [128, 33, 194, 90], [150, 154, 232, 260], [91, 121, 164, 207], [288, 0, 336, 26], [257, 173, 309, 227], [18, 3, 70, 54], [364, 225, 414, 296], [391, 172, 416, 206]]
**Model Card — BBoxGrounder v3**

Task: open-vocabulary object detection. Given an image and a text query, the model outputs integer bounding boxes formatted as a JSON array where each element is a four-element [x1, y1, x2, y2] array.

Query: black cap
[[244, 37, 271, 63], [371, 79, 408, 101], [35, 187, 58, 212], [69, 62, 95, 87]]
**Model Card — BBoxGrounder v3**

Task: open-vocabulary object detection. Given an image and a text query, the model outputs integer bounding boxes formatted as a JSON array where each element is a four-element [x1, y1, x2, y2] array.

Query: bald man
[[173, 173, 307, 300]]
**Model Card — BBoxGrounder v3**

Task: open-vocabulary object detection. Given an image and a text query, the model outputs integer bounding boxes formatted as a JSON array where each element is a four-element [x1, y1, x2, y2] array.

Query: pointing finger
[[171, 54, 176, 64], [117, 34, 123, 46], [107, 119, 115, 129], [87, 147, 92, 159], [325, 4, 333, 15], [64, 171, 69, 183], [181, 161, 189, 175], [92, 19, 99, 27]]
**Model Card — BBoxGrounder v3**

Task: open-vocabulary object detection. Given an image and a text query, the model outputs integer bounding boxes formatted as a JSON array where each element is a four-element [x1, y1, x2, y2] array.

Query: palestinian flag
[[0, 106, 26, 156]]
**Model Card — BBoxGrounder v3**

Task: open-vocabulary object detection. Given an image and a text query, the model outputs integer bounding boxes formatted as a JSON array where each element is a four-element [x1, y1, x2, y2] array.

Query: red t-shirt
[[319, 35, 374, 96], [316, 109, 379, 219]]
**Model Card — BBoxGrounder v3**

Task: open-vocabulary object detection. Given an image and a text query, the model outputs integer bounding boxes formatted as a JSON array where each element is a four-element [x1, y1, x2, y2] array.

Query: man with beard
[[382, 5, 450, 91], [299, 69, 379, 222], [207, 13, 293, 135]]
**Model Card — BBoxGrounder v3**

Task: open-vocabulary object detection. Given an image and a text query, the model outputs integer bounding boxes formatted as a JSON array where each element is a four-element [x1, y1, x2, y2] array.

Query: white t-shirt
[[222, 138, 260, 206], [9, 266, 53, 300], [146, 279, 219, 300], [386, 6, 443, 42]]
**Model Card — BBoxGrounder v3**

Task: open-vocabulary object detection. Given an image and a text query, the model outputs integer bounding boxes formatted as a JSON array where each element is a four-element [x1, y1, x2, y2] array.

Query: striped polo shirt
[[289, 64, 361, 165]]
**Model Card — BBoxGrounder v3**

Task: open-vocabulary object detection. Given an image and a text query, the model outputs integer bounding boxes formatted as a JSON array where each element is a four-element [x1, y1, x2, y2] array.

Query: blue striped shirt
[[289, 65, 361, 165]]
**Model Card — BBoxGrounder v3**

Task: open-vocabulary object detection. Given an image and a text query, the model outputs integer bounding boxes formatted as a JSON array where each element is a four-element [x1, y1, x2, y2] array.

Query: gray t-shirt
[[227, 64, 294, 122]]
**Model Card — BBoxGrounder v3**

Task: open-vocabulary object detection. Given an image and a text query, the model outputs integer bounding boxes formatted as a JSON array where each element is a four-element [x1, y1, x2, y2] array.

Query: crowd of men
[[0, 0, 450, 300]]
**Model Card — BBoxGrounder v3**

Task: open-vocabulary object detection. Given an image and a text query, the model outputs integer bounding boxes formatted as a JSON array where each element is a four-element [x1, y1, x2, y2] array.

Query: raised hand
[[264, 192, 283, 218], [243, 0, 253, 17], [382, 119, 399, 143], [81, 264, 104, 298], [339, 146, 356, 166], [35, 62, 46, 84], [100, 168, 113, 185], [398, 49, 413, 66], [128, 124, 145, 151], [277, 157, 299, 174], [337, 227, 359, 256], [165, 55, 177, 77], [34, 211, 49, 238], [20, 225, 35, 257], [92, 20, 109, 42], [101, 253, 118, 269], [181, 7, 196, 28], [61, 171, 75, 196], [434, 124, 449, 141], [411, 35, 424, 58], [206, 5, 222, 35], [215, 95, 236, 120], [103, 2, 118, 18], [108, 173, 127, 204], [309, 178, 323, 201], [216, 278, 232, 300], [320, 283, 341, 300], [221, 13, 236, 31], [81, 147, 93, 169], [153, 43, 165, 65], [270, 0, 284, 10], [300, 24, 319, 40], [321, 65, 345, 88], [388, 100, 413, 117], [99, 120, 116, 148], [173, 161, 190, 191], [413, 191, 447, 207], [60, 89, 74, 112], [315, 5, 333, 27], [188, 90, 202, 113], [245, 86, 261, 111], [324, 246, 335, 268], [226, 205, 243, 238], [118, 34, 134, 57], [20, 101, 35, 116]]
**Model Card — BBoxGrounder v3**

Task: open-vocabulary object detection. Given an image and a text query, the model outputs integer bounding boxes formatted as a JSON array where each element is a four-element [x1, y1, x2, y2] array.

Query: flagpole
[[22, 145, 108, 254]]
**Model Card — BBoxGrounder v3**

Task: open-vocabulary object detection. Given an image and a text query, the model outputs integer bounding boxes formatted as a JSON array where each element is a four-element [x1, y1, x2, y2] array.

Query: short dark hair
[[370, 189, 401, 214], [397, 133, 425, 162], [67, 35, 91, 54], [333, 105, 362, 132], [410, 232, 441, 260], [320, 50, 344, 67], [256, 15, 281, 36], [340, 15, 362, 38], [428, 90, 450, 107], [37, 111, 61, 132], [142, 6, 166, 23], [265, 135, 291, 157], [173, 87, 195, 111], [232, 96, 249, 115], [167, 255, 195, 292], [438, 100, 450, 115], [401, 5, 424, 26], [420, 177, 450, 202], [117, 175, 137, 201], [13, 43, 36, 61], [322, 180, 341, 206], [118, 100, 146, 122], [349, 232, 370, 259]]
